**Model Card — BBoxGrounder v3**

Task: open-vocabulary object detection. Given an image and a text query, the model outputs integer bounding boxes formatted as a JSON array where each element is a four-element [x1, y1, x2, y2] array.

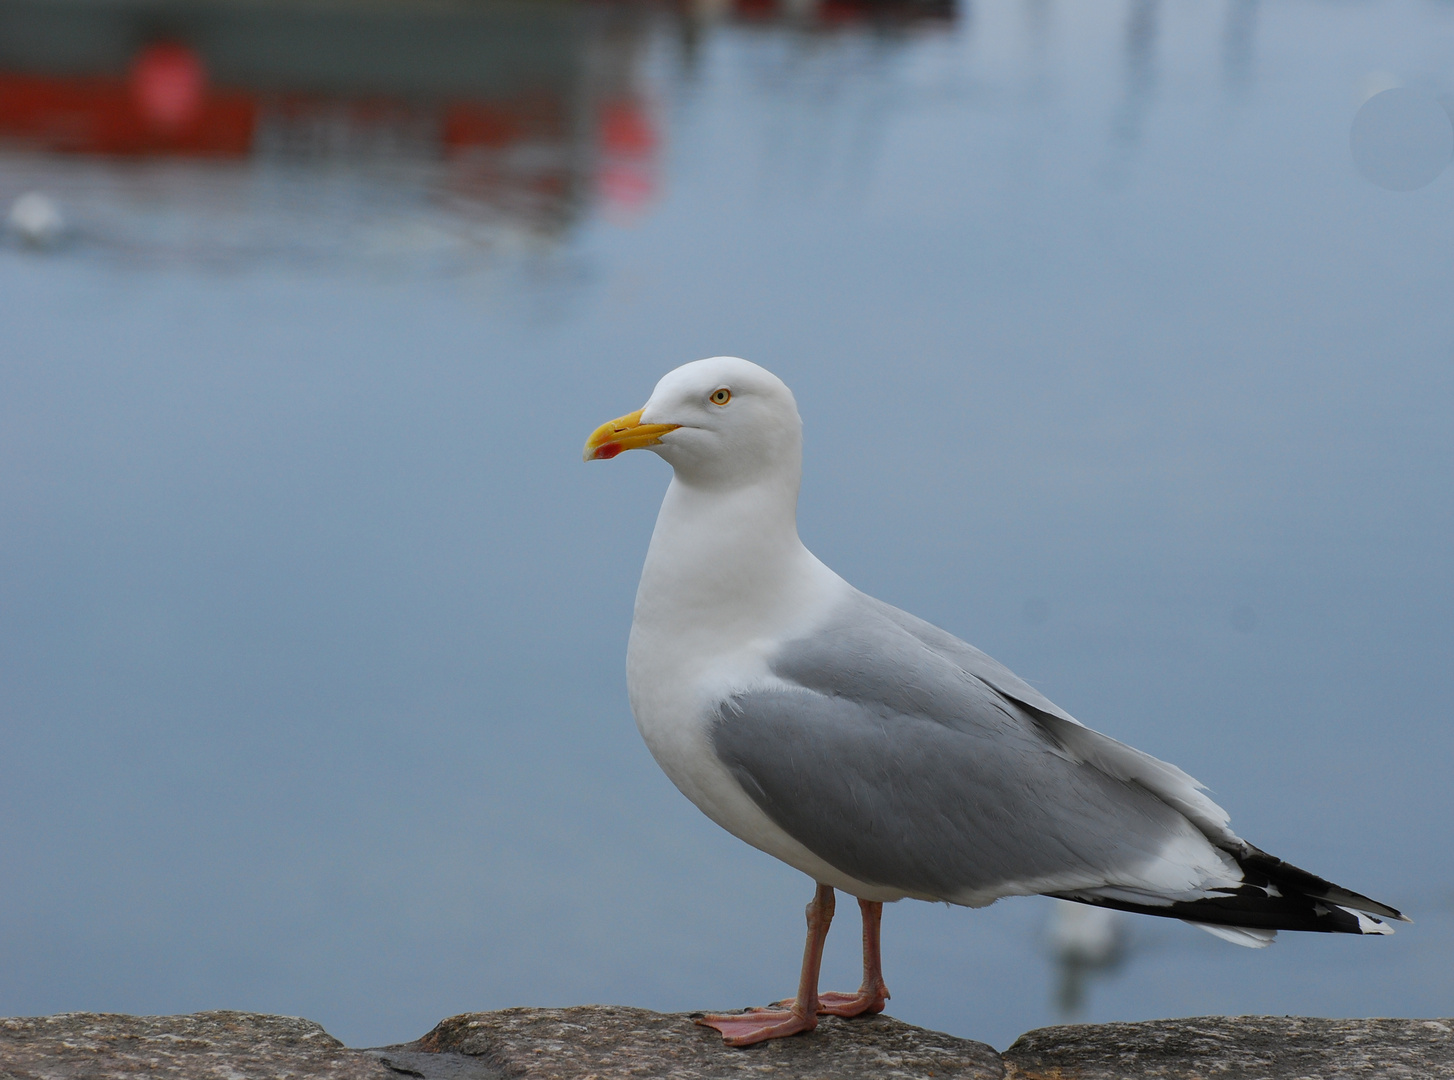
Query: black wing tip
[[1051, 846, 1406, 937], [1053, 892, 1399, 936], [1238, 846, 1406, 925]]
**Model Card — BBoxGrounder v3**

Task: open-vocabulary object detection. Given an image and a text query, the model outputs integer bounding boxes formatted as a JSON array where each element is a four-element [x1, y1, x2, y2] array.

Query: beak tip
[[583, 407, 665, 463], [583, 442, 622, 462]]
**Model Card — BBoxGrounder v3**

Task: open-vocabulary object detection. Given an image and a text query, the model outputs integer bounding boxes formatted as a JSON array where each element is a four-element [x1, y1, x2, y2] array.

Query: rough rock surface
[[402, 1005, 1004, 1079], [1002, 1015, 1454, 1080], [0, 1011, 398, 1080], [4, 1008, 1452, 1080]]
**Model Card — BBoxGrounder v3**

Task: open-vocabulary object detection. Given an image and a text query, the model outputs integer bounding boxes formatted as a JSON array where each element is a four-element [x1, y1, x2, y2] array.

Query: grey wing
[[861, 594, 1083, 725], [710, 591, 1232, 903], [860, 591, 1237, 844]]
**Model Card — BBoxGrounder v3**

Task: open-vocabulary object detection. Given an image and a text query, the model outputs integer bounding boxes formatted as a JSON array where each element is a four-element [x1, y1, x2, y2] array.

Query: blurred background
[[1, 0, 1451, 1053]]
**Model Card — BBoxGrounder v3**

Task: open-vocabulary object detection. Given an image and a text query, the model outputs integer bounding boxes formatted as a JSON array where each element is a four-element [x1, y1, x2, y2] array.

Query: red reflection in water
[[597, 98, 657, 214], [0, 23, 678, 228], [0, 40, 254, 157], [443, 94, 568, 151], [600, 100, 655, 156], [129, 42, 208, 134]]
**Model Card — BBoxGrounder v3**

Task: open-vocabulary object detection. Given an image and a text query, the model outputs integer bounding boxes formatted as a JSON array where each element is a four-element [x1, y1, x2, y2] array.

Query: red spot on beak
[[595, 443, 624, 460]]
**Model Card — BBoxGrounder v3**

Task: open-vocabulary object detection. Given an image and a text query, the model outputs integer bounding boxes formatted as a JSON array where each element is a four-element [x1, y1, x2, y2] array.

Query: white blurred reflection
[[1045, 900, 1127, 1018]]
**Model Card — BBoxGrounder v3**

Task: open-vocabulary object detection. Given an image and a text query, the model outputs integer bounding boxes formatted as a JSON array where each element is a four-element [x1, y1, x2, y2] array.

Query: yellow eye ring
[[710, 388, 732, 406]]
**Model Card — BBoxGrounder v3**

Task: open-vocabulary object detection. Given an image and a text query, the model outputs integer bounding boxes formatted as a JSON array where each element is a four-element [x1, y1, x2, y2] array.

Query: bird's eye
[[710, 388, 732, 406]]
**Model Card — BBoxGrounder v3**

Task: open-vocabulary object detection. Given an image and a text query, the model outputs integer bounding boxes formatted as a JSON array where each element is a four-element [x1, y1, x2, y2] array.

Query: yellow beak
[[582, 408, 681, 462]]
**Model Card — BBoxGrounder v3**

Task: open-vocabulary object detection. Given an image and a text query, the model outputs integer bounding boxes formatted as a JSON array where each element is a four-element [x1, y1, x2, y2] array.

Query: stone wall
[[2, 1007, 1450, 1079]]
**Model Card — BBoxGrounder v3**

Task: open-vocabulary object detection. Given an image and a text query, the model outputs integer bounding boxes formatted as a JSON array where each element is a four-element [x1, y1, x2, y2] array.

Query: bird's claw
[[815, 988, 889, 1017], [695, 1007, 817, 1046], [769, 986, 888, 1018]]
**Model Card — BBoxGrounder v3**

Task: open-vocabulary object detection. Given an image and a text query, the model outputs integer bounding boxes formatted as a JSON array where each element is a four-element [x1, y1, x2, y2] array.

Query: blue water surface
[[1, 0, 1451, 1051]]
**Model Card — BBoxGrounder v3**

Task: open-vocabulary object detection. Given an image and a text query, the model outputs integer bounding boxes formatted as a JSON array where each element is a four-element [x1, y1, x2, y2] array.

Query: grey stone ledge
[[1, 1007, 1449, 1080], [1001, 1015, 1454, 1080]]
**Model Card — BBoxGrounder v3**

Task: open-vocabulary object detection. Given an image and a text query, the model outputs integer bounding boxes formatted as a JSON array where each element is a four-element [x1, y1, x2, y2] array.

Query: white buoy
[[8, 192, 67, 249]]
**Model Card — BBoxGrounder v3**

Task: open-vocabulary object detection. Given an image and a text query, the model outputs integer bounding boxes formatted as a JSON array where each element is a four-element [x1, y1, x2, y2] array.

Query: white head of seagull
[[583, 356, 1406, 1050], [585, 355, 803, 491]]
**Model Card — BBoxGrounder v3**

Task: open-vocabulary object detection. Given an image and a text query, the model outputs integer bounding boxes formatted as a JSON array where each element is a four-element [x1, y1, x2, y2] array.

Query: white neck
[[629, 470, 841, 675]]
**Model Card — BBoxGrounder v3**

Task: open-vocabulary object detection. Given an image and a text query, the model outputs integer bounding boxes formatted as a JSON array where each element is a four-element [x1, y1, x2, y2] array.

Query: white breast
[[625, 477, 908, 901]]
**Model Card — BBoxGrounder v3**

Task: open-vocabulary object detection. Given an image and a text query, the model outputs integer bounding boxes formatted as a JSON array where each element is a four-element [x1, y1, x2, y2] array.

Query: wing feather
[[710, 591, 1239, 905], [710, 588, 1404, 932]]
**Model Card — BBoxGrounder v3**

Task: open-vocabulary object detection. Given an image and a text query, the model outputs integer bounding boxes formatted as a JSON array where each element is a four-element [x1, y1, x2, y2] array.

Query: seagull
[[583, 356, 1406, 1048]]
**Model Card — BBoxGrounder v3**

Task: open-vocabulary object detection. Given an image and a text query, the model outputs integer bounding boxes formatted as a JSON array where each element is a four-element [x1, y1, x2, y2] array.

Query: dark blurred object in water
[[0, 0, 953, 161], [0, 0, 662, 246], [711, 0, 953, 24], [0, 0, 951, 266]]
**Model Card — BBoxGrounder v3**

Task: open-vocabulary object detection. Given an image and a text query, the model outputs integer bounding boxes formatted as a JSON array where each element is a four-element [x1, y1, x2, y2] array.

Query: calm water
[[1, 0, 1451, 1051]]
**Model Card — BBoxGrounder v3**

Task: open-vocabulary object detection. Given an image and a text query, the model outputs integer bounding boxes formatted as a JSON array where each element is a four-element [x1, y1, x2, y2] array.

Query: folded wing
[[710, 589, 1404, 939]]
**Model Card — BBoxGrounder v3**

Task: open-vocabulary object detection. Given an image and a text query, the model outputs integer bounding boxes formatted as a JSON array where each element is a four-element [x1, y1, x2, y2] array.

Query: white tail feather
[[1193, 922, 1277, 948], [1342, 907, 1394, 935]]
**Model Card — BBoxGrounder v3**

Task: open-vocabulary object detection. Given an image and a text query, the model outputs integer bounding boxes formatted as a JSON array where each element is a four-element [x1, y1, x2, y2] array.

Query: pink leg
[[816, 898, 890, 1017], [696, 883, 834, 1047]]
